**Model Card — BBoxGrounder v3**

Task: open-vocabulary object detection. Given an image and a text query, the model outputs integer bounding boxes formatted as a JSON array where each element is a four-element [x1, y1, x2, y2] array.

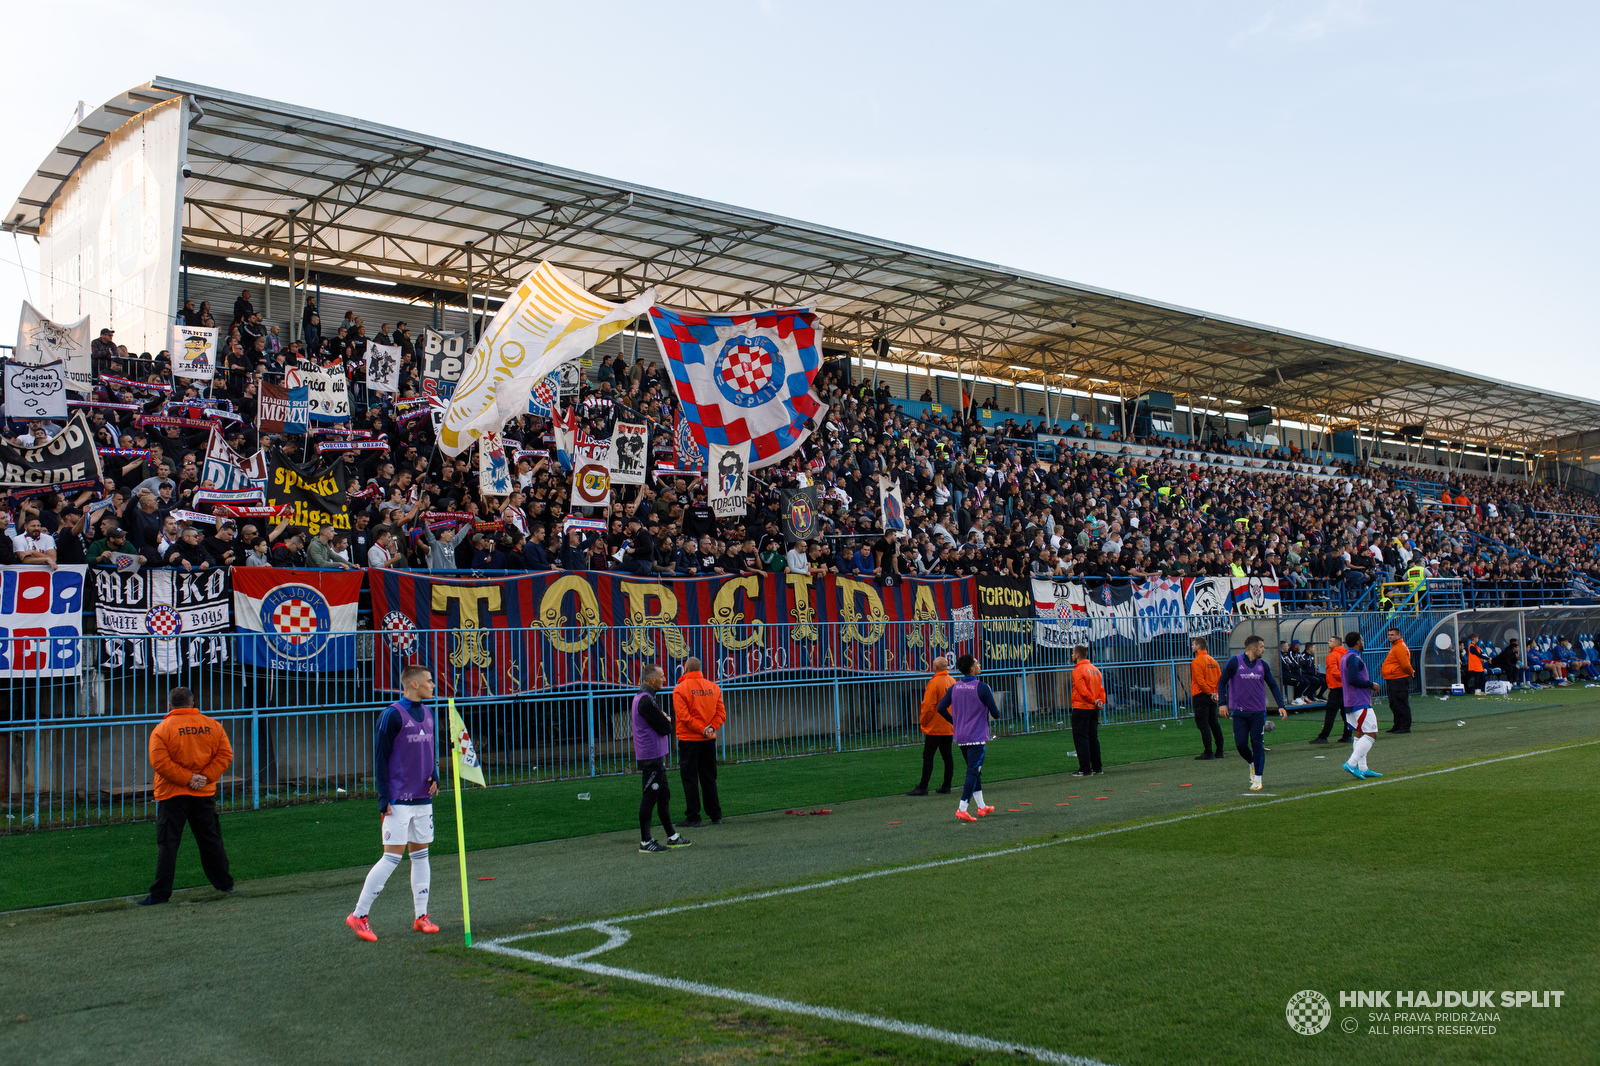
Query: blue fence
[[3, 618, 1242, 830]]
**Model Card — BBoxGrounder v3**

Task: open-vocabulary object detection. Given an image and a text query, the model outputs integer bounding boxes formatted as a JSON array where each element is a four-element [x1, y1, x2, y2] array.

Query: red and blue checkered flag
[[650, 306, 828, 470], [674, 407, 706, 470]]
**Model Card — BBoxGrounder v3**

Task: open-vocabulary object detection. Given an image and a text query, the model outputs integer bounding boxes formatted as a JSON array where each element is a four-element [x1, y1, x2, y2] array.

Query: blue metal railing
[[2, 617, 1233, 830]]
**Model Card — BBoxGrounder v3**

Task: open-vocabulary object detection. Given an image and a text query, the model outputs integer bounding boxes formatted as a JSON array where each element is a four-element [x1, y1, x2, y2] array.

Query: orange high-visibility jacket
[[1381, 642, 1414, 680], [920, 669, 956, 735], [1190, 651, 1220, 696], [1325, 648, 1344, 690], [149, 706, 234, 801], [672, 671, 727, 741], [1071, 660, 1106, 710]]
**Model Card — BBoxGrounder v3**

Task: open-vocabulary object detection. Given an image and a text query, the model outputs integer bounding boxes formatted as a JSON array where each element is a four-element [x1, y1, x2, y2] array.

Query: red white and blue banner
[[232, 567, 363, 671], [367, 570, 980, 695], [650, 305, 827, 470], [1034, 575, 1272, 645], [0, 565, 86, 676]]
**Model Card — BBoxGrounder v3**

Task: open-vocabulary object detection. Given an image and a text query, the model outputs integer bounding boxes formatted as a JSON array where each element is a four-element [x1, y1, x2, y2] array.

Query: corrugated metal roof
[[8, 76, 1594, 451]]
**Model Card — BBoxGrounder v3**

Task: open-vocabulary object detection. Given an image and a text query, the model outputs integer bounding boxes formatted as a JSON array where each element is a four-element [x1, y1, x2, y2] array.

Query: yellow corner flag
[[448, 699, 486, 944]]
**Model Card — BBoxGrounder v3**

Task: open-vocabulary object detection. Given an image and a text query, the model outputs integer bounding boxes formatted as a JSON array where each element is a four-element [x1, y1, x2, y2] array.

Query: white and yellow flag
[[439, 262, 655, 456], [449, 703, 486, 787]]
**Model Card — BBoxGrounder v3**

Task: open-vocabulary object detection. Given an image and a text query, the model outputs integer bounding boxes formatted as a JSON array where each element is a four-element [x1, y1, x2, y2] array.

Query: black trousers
[[678, 739, 722, 821], [150, 794, 233, 901], [1388, 682, 1412, 732], [638, 758, 675, 841], [1318, 687, 1348, 740], [917, 734, 954, 790], [1070, 709, 1102, 773], [1466, 670, 1485, 694], [1193, 694, 1223, 754]]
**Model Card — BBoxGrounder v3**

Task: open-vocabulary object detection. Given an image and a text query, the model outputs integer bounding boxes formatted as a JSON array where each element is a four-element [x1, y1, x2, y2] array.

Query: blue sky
[[2, 1, 1594, 394]]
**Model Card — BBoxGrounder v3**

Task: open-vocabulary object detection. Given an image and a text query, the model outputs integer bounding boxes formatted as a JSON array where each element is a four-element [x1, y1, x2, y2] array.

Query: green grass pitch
[[3, 694, 1596, 1065]]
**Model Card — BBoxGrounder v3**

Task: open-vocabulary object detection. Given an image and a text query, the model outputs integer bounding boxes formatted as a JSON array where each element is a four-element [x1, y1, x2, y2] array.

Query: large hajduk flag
[[233, 567, 363, 672], [438, 262, 655, 456], [15, 302, 91, 394], [650, 305, 826, 470]]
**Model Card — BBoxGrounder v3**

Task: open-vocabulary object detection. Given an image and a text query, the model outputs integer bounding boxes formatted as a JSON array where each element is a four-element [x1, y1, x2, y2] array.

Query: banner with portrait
[[15, 302, 91, 394], [169, 324, 219, 381], [707, 442, 747, 518], [608, 420, 648, 485]]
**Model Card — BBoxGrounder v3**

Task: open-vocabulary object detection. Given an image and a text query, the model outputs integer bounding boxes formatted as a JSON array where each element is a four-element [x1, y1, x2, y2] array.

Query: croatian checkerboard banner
[[93, 567, 230, 674], [232, 567, 362, 672], [649, 305, 827, 470]]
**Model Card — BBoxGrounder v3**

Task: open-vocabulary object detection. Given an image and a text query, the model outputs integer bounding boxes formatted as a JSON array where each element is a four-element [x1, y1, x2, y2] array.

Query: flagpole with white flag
[[447, 698, 486, 945], [439, 262, 655, 456]]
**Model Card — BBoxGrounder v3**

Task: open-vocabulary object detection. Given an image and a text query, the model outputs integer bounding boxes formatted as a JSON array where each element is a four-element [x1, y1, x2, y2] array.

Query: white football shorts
[[1345, 706, 1378, 734], [381, 802, 434, 845]]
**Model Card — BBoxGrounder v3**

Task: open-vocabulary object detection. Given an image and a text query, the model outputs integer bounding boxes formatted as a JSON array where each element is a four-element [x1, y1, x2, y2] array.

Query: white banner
[[878, 475, 905, 532], [1133, 576, 1186, 642], [570, 440, 612, 509], [201, 427, 267, 493], [608, 420, 648, 485], [306, 367, 350, 423], [38, 97, 183, 360], [439, 262, 655, 456], [169, 324, 219, 381], [4, 363, 68, 420], [365, 342, 402, 394], [707, 442, 748, 518], [479, 430, 513, 497], [14, 303, 91, 394]]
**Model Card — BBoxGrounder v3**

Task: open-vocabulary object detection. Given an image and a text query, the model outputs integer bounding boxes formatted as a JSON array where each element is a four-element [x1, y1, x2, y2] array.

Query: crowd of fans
[[11, 287, 1598, 607]]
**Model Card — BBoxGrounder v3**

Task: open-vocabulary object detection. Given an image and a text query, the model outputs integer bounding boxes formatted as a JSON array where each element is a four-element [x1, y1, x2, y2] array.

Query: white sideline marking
[[493, 739, 1600, 940], [476, 935, 1111, 1066], [475, 740, 1598, 1066]]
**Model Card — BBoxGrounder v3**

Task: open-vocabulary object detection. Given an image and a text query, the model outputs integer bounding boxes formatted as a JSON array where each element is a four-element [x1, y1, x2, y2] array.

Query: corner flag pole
[[448, 697, 473, 946]]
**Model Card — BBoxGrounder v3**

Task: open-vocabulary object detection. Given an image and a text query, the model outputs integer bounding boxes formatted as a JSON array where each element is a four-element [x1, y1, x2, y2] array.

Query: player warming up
[[633, 664, 691, 853], [934, 654, 1002, 821], [347, 664, 441, 942], [1339, 632, 1383, 779], [1218, 634, 1288, 792]]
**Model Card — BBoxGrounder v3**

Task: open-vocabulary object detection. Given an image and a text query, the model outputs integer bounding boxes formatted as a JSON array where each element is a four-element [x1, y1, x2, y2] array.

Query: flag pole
[[449, 697, 473, 946]]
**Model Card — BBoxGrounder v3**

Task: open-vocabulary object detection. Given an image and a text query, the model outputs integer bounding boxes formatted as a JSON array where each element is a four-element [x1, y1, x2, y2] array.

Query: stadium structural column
[[250, 700, 260, 810], [1018, 659, 1030, 733], [586, 684, 597, 777], [465, 241, 474, 346], [287, 211, 296, 340], [832, 672, 843, 752]]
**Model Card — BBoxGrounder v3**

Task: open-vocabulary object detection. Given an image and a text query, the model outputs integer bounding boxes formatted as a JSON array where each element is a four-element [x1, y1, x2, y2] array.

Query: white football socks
[[972, 790, 985, 808], [958, 799, 969, 812], [355, 852, 402, 917], [1351, 735, 1374, 771], [409, 848, 430, 918]]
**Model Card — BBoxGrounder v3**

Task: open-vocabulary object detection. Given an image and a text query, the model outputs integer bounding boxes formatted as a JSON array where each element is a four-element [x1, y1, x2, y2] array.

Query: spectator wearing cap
[[91, 327, 118, 364]]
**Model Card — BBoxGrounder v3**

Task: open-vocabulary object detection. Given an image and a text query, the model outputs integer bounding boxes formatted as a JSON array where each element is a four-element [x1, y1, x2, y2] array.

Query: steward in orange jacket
[[909, 659, 956, 794], [1381, 627, 1414, 734], [672, 666, 727, 742], [141, 688, 234, 905], [1069, 647, 1106, 775], [671, 658, 726, 825], [1189, 639, 1224, 759]]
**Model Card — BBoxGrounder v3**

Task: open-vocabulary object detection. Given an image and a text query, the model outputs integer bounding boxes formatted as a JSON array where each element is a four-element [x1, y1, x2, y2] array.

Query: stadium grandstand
[[6, 77, 1600, 824]]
